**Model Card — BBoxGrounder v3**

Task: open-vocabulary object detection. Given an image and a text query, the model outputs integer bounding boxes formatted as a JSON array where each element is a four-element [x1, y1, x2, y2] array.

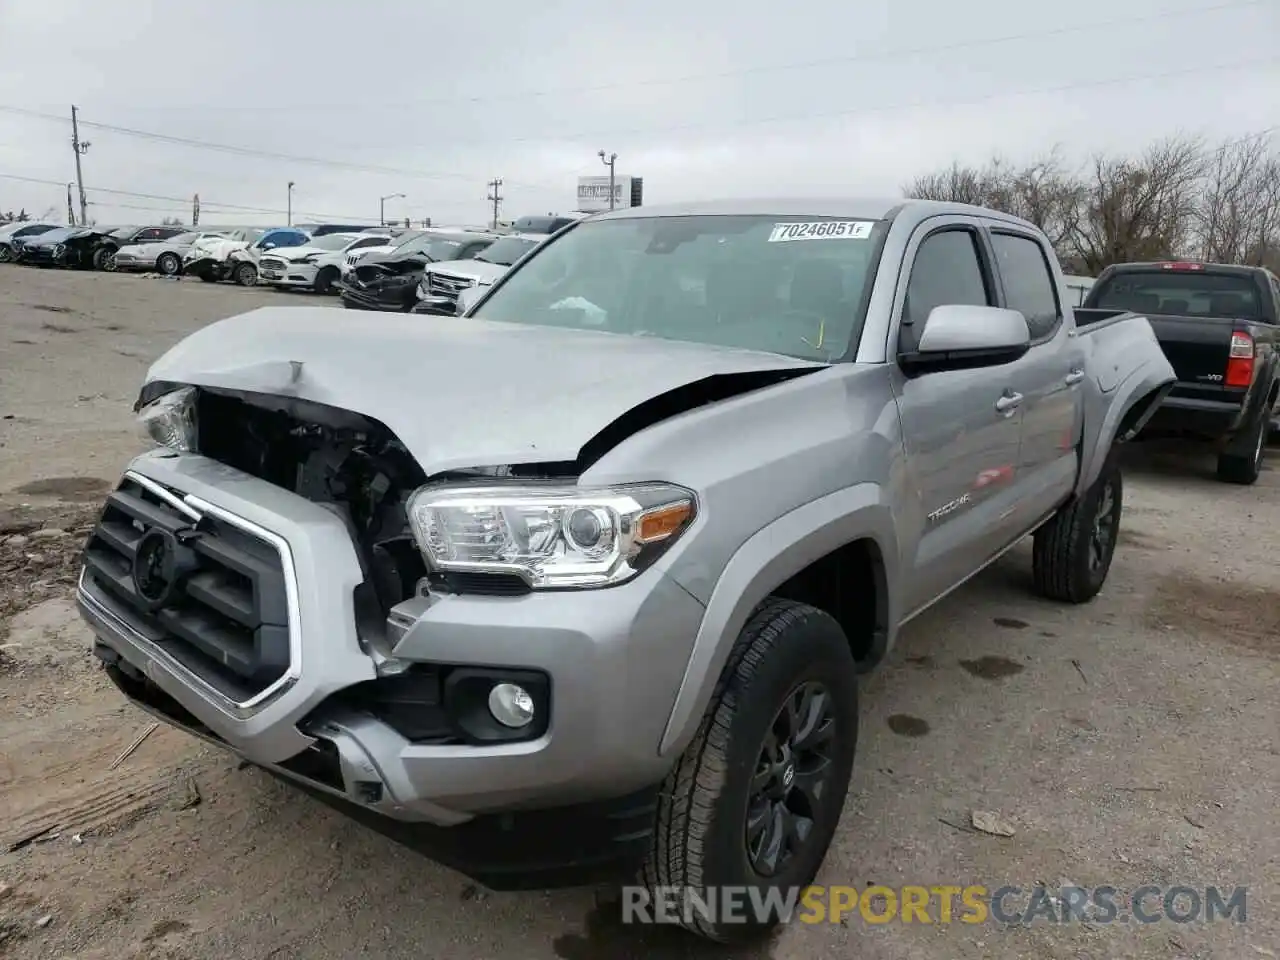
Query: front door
[[890, 220, 1027, 616]]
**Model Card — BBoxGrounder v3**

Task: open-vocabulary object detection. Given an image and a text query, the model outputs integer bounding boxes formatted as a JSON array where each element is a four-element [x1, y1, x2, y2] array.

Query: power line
[[94, 0, 1275, 112], [4, 57, 1276, 163], [0, 103, 561, 190], [0, 172, 382, 222]]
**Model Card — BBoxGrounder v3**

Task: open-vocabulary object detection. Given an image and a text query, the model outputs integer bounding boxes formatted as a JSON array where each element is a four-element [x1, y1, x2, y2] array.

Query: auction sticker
[[768, 220, 875, 243]]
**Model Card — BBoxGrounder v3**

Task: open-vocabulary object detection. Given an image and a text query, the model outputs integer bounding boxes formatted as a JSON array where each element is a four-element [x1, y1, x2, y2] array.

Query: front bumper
[[77, 451, 703, 833], [338, 283, 414, 311], [260, 261, 318, 287]]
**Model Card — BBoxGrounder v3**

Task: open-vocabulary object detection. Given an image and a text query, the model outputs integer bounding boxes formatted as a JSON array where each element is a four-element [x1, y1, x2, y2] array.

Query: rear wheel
[[641, 598, 858, 943], [1032, 455, 1122, 603], [156, 252, 181, 276], [234, 262, 258, 287], [1216, 414, 1267, 484]]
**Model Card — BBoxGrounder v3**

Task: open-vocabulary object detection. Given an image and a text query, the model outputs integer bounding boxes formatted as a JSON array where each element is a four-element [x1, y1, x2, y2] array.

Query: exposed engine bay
[[195, 389, 434, 621]]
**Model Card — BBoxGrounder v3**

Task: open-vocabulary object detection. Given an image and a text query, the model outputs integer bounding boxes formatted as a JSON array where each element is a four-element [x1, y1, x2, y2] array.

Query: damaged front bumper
[[76, 451, 701, 855]]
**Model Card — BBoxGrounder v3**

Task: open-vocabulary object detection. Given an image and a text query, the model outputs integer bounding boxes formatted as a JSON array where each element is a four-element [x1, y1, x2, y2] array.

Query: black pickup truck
[[1081, 260, 1280, 484]]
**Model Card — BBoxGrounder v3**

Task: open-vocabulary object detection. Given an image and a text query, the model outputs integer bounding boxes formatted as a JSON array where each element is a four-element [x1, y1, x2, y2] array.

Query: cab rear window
[[1091, 271, 1261, 320]]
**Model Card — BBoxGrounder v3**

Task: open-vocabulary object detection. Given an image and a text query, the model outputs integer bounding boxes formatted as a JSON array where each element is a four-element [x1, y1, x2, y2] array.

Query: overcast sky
[[0, 0, 1276, 227]]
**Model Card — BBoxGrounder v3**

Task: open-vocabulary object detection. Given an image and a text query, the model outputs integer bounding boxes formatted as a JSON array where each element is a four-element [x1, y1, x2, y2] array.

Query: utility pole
[[597, 150, 617, 210], [287, 181, 296, 225], [65, 182, 76, 225], [486, 178, 504, 229], [70, 106, 90, 225]]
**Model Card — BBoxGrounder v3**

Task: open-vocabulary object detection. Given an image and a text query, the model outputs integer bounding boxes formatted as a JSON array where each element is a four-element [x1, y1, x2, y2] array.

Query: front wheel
[[234, 262, 257, 287], [156, 252, 181, 276], [313, 266, 338, 294], [641, 598, 858, 943], [93, 247, 114, 271], [1032, 456, 1122, 603]]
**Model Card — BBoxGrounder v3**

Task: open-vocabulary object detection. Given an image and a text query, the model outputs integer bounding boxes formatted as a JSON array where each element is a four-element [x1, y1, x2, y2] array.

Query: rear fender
[[1075, 360, 1175, 496]]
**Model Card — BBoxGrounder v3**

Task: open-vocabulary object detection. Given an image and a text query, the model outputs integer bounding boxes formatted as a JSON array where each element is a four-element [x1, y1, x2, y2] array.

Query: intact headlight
[[136, 385, 197, 452], [407, 483, 696, 589]]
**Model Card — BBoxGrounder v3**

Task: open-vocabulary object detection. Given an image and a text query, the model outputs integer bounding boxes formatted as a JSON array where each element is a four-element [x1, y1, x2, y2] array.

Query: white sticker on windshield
[[768, 220, 874, 243]]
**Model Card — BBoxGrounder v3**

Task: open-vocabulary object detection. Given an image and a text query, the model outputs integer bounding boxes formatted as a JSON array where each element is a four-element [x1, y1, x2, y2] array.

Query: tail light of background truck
[[1225, 332, 1255, 387]]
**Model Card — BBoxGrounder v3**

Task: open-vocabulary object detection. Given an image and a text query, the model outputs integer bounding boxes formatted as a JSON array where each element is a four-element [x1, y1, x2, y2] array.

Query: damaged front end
[[339, 259, 426, 312]]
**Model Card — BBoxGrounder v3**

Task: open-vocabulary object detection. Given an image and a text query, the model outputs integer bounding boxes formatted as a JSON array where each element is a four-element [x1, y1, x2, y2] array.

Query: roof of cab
[[589, 197, 1043, 233]]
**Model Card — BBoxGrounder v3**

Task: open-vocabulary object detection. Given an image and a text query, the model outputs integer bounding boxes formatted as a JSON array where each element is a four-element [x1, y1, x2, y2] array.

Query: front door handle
[[1065, 369, 1085, 385], [995, 391, 1023, 414]]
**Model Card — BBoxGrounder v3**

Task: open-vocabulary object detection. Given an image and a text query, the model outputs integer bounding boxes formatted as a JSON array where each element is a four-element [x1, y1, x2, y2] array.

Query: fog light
[[488, 682, 535, 728]]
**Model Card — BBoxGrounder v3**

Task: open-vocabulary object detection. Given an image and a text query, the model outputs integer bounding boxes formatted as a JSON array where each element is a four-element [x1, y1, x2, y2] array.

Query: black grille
[[81, 477, 292, 702]]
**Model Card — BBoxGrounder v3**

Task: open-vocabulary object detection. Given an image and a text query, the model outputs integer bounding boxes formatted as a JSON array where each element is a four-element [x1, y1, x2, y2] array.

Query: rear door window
[[990, 232, 1061, 339]]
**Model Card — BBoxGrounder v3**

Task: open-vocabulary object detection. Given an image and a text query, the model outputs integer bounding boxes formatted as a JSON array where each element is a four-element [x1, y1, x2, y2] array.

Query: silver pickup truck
[[76, 199, 1174, 942]]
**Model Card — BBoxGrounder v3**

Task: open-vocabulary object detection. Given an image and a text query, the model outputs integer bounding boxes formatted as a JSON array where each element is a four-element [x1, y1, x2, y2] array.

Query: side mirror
[[456, 285, 484, 316], [901, 305, 1031, 375]]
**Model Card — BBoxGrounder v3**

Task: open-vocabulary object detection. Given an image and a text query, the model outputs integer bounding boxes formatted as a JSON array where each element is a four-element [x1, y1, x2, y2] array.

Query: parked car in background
[[338, 229, 498, 311], [0, 221, 62, 262], [259, 231, 394, 294], [1062, 274, 1094, 307], [1083, 259, 1280, 484], [510, 212, 589, 235], [341, 230, 424, 278], [111, 230, 228, 276], [80, 198, 1175, 944], [98, 225, 189, 270], [296, 223, 376, 238], [15, 226, 123, 269], [412, 232, 547, 315]]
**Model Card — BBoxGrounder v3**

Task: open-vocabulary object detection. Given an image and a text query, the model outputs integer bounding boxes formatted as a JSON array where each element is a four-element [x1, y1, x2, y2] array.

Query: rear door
[[986, 228, 1084, 522]]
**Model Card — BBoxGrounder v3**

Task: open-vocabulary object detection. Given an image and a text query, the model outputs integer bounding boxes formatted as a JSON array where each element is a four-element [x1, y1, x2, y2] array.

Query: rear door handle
[[995, 391, 1023, 414], [1065, 369, 1085, 385]]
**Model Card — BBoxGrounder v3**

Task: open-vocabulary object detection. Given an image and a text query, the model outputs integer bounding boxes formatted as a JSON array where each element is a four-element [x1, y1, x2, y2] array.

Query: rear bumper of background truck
[[75, 451, 702, 868]]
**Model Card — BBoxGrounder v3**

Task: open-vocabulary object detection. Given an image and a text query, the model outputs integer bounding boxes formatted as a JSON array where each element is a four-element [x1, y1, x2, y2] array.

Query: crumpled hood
[[423, 259, 509, 286], [145, 306, 824, 475]]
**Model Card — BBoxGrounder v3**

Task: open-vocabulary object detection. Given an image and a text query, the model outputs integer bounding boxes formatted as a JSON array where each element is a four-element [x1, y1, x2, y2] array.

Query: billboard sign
[[576, 175, 640, 213]]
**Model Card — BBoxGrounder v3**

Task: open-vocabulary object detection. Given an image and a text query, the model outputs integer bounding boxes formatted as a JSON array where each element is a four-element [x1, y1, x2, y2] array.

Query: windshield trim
[[468, 214, 890, 363]]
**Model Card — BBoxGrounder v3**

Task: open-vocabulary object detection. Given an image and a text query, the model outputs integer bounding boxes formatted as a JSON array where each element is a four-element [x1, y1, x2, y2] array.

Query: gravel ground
[[0, 265, 1277, 960]]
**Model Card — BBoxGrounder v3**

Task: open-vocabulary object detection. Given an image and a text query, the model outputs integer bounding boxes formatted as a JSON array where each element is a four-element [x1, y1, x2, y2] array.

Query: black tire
[[93, 246, 114, 271], [642, 598, 858, 943], [1032, 455, 1122, 604], [156, 252, 181, 276], [0, 244, 12, 263], [314, 266, 338, 294], [1215, 413, 1267, 485], [234, 262, 257, 287]]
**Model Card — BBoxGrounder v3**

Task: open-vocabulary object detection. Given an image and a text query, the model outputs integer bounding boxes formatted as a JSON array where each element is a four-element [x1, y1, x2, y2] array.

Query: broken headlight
[[406, 483, 696, 589], [136, 385, 197, 452]]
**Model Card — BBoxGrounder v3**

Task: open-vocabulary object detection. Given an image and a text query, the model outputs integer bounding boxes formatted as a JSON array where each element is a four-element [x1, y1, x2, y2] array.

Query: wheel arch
[[657, 483, 898, 758], [1075, 365, 1175, 498]]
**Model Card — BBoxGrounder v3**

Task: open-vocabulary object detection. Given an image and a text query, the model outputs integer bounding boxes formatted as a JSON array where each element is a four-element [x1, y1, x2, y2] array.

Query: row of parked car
[[0, 213, 585, 317]]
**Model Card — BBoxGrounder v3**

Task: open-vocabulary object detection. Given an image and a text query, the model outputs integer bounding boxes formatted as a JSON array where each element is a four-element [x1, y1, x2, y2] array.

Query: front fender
[[657, 482, 898, 757], [1075, 357, 1175, 496]]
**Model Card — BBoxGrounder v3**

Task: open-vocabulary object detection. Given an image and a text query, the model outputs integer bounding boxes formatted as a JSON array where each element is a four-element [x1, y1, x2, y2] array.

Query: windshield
[[393, 233, 467, 261], [1091, 270, 1263, 320], [307, 233, 359, 251], [471, 215, 884, 361], [476, 236, 539, 266]]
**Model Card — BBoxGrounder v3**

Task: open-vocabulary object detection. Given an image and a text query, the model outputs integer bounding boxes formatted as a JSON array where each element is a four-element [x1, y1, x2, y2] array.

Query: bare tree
[[1195, 131, 1280, 267]]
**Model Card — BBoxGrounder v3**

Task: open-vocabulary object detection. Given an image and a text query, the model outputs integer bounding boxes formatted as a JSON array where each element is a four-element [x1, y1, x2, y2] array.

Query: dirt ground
[[1, 265, 1277, 960]]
